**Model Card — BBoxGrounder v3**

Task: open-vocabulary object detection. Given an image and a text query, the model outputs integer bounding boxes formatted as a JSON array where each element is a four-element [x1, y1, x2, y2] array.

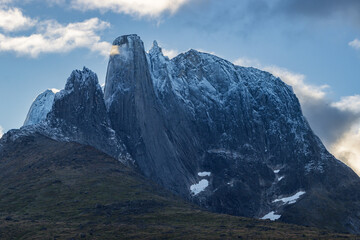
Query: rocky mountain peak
[[64, 67, 99, 92], [149, 40, 165, 58], [23, 88, 59, 126], [112, 34, 141, 46], [18, 67, 133, 165]]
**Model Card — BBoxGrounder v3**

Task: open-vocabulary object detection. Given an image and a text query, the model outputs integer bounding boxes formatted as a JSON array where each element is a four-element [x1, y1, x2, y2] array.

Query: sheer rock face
[[104, 35, 196, 194], [47, 67, 131, 164]]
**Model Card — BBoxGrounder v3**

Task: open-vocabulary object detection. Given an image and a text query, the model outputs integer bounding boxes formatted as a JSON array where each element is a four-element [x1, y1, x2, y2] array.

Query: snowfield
[[190, 179, 209, 195], [273, 191, 306, 204], [261, 211, 281, 221]]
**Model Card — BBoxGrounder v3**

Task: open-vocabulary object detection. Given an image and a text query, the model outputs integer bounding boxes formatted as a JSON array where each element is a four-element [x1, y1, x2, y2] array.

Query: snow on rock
[[261, 211, 281, 221], [273, 191, 306, 204], [278, 176, 285, 181], [23, 89, 59, 126], [274, 169, 280, 174], [198, 172, 211, 177], [190, 179, 209, 195]]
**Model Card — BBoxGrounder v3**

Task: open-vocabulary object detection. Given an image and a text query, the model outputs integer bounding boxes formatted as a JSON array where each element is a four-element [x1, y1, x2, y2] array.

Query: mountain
[[19, 67, 132, 165], [24, 88, 59, 126], [12, 34, 360, 234], [0, 133, 354, 239], [105, 34, 360, 233]]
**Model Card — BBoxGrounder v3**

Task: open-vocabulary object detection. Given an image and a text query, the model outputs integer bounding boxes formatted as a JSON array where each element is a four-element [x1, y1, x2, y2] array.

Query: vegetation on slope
[[0, 134, 355, 239]]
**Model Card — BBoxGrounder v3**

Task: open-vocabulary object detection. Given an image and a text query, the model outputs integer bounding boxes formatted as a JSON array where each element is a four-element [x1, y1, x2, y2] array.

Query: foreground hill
[[0, 132, 355, 239]]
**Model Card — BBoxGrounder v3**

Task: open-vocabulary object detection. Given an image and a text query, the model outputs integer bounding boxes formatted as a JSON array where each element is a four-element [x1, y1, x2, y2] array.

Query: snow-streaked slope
[[261, 211, 281, 221], [23, 89, 59, 126], [273, 191, 306, 205]]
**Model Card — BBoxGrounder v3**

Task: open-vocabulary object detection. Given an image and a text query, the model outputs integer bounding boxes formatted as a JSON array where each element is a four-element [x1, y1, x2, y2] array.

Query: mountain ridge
[[3, 34, 360, 234]]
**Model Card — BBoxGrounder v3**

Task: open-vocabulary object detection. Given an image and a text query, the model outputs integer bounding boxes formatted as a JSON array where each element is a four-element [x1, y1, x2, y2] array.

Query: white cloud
[[329, 96, 360, 175], [331, 95, 360, 114], [163, 48, 179, 59], [0, 7, 37, 32], [234, 57, 261, 68], [330, 126, 360, 175], [349, 38, 360, 50], [234, 57, 360, 175], [263, 65, 330, 102], [0, 18, 112, 57], [64, 0, 190, 18], [0, 125, 3, 138]]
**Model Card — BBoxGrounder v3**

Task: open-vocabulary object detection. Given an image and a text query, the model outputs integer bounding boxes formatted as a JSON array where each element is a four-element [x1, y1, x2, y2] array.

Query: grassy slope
[[0, 134, 356, 239]]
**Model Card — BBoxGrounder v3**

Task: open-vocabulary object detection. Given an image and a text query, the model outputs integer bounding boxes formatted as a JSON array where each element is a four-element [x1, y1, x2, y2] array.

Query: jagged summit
[[18, 67, 132, 165], [112, 34, 141, 46], [152, 40, 159, 48], [149, 40, 164, 56], [64, 67, 99, 91]]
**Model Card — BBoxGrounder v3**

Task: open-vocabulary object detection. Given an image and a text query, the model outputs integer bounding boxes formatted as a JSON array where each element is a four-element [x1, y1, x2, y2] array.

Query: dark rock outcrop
[[17, 67, 132, 165], [104, 35, 196, 194]]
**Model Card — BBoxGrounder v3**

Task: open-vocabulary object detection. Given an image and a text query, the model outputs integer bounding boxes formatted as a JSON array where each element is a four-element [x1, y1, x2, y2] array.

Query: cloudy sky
[[0, 0, 360, 174]]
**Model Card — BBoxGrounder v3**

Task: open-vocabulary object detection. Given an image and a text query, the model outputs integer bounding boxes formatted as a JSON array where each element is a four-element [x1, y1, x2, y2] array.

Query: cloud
[[331, 127, 360, 175], [234, 57, 360, 175], [264, 65, 330, 101], [54, 0, 190, 18], [332, 95, 360, 113], [0, 125, 3, 138], [0, 18, 112, 57], [349, 39, 360, 50], [162, 48, 179, 59], [234, 57, 261, 69], [0, 7, 37, 32]]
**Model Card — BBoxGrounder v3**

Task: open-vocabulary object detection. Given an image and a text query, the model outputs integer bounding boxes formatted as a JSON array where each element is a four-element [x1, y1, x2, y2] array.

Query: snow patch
[[261, 211, 281, 221], [198, 172, 211, 177], [274, 169, 280, 174], [190, 179, 209, 195], [273, 191, 306, 204], [278, 176, 285, 181]]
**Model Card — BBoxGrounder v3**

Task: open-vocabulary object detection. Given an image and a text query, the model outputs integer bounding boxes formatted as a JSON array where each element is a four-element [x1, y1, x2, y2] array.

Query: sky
[[0, 0, 360, 173]]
